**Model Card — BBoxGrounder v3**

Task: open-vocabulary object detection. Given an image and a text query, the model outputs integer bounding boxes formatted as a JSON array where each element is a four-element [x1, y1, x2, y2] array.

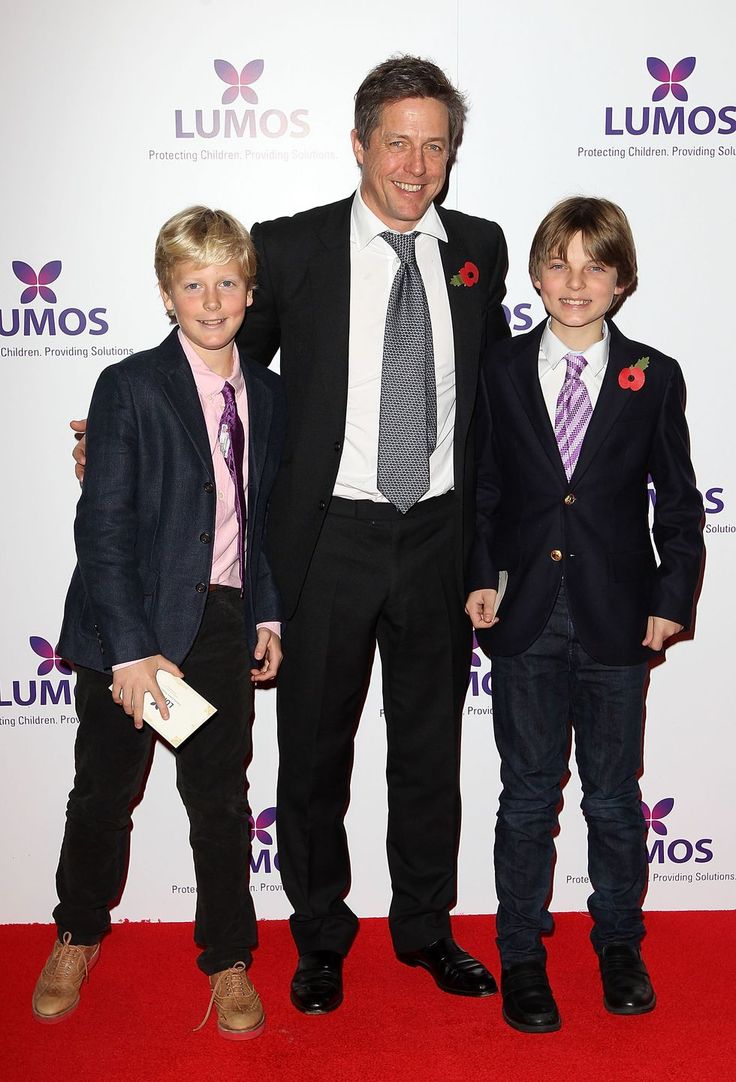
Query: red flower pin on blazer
[[618, 356, 650, 391], [450, 261, 480, 287]]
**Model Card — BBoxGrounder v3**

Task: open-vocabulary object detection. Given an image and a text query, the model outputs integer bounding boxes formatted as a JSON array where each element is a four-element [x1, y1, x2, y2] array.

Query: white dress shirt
[[333, 189, 456, 501], [538, 319, 611, 425]]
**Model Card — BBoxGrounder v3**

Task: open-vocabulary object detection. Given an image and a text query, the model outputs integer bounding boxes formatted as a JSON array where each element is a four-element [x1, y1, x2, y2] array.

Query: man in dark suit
[[466, 197, 704, 1033], [239, 56, 510, 1012]]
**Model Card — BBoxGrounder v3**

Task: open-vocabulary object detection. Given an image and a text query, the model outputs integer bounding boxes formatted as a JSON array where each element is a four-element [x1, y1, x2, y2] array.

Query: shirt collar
[[539, 318, 610, 377], [178, 329, 243, 399], [350, 187, 448, 250]]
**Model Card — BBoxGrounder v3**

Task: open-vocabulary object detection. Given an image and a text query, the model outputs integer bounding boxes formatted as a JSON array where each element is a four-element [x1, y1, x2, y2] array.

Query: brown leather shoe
[[195, 962, 265, 1040], [32, 932, 100, 1024]]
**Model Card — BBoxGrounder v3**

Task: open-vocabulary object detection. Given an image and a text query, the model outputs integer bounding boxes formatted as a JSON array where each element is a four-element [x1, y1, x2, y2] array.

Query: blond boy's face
[[160, 259, 252, 369], [533, 231, 624, 349]]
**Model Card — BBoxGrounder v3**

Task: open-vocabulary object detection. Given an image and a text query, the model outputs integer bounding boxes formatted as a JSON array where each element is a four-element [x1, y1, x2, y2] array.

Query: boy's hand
[[465, 589, 500, 630], [251, 628, 282, 683], [70, 419, 88, 484], [642, 615, 683, 651], [111, 655, 184, 729]]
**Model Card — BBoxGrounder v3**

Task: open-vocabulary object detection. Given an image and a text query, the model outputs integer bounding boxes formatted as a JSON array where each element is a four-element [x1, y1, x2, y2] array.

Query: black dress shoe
[[290, 950, 344, 1015], [397, 937, 497, 997], [501, 962, 561, 1033], [599, 944, 656, 1015]]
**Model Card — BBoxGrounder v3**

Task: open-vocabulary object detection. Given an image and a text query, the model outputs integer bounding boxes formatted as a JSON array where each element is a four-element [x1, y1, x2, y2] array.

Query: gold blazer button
[[550, 549, 563, 562], [564, 494, 576, 505]]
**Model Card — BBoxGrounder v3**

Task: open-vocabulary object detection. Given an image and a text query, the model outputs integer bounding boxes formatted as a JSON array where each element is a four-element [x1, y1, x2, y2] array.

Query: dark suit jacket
[[469, 319, 704, 665], [238, 195, 509, 617], [58, 328, 286, 671]]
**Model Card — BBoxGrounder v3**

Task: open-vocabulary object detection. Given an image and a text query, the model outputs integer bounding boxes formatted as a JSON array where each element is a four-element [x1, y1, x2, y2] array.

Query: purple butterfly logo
[[646, 57, 696, 102], [249, 806, 277, 845], [470, 632, 482, 669], [641, 797, 675, 836], [30, 636, 72, 677], [214, 59, 264, 105], [12, 261, 62, 305]]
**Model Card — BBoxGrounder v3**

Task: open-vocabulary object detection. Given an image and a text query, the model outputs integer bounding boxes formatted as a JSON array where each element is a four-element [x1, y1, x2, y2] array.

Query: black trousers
[[53, 588, 257, 975], [276, 493, 471, 956]]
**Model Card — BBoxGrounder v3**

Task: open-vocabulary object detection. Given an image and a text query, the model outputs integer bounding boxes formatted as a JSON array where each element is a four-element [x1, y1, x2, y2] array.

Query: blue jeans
[[490, 583, 648, 966]]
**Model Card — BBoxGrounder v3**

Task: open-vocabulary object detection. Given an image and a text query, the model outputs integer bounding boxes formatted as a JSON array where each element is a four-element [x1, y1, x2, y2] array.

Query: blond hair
[[155, 206, 257, 321]]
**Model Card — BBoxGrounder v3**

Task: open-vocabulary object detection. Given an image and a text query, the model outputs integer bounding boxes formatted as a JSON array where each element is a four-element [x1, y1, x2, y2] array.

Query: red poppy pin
[[450, 261, 480, 288], [618, 356, 650, 391]]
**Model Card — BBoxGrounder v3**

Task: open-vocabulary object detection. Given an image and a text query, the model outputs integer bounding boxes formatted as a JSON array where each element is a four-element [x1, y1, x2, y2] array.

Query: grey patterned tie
[[377, 230, 437, 513]]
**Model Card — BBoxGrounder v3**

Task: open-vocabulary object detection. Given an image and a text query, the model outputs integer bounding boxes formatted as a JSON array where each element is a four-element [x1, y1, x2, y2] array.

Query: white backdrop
[[1, 0, 733, 927]]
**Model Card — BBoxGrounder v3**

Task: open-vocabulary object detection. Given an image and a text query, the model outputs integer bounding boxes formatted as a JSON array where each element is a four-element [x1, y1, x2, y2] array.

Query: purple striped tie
[[554, 352, 592, 480], [219, 381, 247, 590]]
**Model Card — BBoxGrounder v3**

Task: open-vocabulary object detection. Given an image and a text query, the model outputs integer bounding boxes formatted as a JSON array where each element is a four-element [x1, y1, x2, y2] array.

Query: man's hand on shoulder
[[642, 615, 683, 651], [465, 589, 500, 630], [111, 655, 184, 729], [70, 418, 87, 484]]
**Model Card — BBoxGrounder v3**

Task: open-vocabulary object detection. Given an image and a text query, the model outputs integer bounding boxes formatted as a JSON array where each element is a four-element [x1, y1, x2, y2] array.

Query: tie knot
[[221, 380, 236, 407], [381, 230, 418, 265], [564, 352, 587, 380]]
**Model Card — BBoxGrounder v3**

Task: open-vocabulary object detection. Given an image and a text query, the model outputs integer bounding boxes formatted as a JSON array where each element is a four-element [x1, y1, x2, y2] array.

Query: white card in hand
[[135, 671, 217, 748]]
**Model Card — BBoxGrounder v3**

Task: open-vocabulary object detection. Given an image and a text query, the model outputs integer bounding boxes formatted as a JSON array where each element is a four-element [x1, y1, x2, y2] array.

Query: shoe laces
[[193, 961, 254, 1032], [47, 932, 93, 984]]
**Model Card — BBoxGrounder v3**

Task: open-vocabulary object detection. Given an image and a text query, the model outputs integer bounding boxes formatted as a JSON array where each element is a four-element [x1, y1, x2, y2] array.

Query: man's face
[[351, 96, 451, 232]]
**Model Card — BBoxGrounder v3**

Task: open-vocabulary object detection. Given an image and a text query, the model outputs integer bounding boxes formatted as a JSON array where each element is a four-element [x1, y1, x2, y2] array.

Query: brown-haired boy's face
[[159, 259, 252, 373], [533, 232, 623, 350]]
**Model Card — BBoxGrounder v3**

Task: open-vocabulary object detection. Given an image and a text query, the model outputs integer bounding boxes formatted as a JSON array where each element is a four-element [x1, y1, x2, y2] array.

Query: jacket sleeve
[[466, 356, 504, 593], [73, 366, 160, 665], [252, 374, 287, 625], [237, 221, 282, 367], [648, 360, 704, 626]]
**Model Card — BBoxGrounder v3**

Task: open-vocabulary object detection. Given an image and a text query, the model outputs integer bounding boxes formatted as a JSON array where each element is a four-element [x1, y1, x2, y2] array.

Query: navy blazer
[[58, 328, 286, 671], [239, 196, 510, 617], [469, 319, 704, 665]]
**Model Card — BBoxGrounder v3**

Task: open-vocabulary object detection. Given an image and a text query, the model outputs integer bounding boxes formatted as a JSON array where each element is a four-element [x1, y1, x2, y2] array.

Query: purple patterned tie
[[219, 381, 247, 590], [554, 352, 592, 480]]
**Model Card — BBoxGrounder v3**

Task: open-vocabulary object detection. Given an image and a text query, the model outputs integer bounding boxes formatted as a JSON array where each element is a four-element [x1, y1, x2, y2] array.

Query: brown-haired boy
[[466, 196, 703, 1032], [32, 206, 285, 1039]]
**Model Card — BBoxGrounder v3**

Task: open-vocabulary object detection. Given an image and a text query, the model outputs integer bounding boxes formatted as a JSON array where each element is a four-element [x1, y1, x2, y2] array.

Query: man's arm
[[236, 221, 282, 366], [71, 418, 87, 482], [466, 355, 504, 596]]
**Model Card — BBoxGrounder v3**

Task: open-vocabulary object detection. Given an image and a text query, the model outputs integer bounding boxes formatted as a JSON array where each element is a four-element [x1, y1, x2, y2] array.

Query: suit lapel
[[508, 323, 569, 482], [438, 229, 478, 428], [155, 330, 212, 471], [308, 199, 351, 405], [570, 321, 635, 485]]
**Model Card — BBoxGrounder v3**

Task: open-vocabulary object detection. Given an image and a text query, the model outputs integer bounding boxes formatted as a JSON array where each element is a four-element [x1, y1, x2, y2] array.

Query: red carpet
[[3, 912, 733, 1082]]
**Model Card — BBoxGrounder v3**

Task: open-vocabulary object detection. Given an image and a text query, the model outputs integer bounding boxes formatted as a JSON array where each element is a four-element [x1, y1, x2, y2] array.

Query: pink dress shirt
[[113, 332, 279, 669]]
